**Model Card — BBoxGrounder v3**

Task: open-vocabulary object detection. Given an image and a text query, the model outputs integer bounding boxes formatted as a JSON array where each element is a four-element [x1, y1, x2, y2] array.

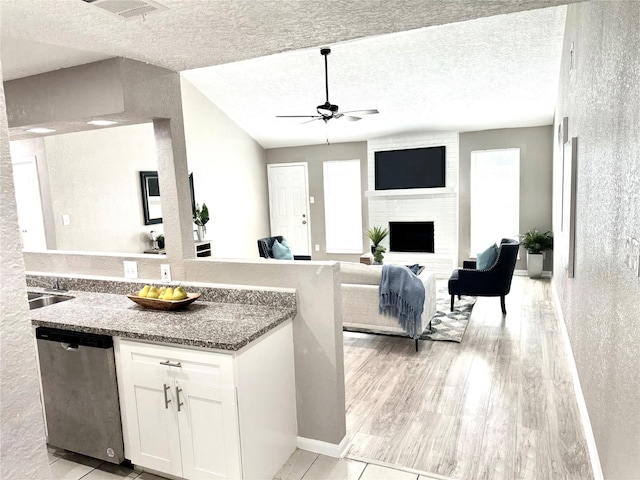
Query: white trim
[[365, 187, 455, 197], [513, 269, 552, 278], [551, 282, 604, 480], [297, 435, 350, 458]]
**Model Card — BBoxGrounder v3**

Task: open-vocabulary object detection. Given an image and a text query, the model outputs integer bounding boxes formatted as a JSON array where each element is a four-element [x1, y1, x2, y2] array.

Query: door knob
[[302, 220, 307, 224]]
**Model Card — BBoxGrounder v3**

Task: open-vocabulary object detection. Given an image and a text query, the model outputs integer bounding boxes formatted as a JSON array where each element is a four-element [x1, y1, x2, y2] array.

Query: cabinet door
[[126, 370, 183, 477], [176, 379, 242, 480]]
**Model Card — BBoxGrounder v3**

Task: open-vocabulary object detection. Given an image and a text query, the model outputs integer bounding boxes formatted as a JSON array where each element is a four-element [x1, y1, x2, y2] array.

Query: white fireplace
[[366, 131, 459, 277]]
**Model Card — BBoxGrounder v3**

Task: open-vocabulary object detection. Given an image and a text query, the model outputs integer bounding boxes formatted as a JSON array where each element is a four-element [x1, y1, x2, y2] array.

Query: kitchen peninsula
[[29, 275, 298, 480]]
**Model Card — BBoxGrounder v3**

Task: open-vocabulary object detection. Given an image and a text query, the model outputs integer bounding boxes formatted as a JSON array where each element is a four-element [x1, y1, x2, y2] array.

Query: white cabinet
[[117, 341, 241, 479], [115, 320, 296, 480]]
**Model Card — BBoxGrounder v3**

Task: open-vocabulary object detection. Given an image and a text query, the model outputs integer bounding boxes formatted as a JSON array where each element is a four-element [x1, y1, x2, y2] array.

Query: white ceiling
[[1, 0, 574, 148]]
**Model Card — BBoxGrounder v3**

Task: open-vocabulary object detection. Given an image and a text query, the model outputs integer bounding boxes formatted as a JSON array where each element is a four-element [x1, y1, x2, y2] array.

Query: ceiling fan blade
[[301, 117, 324, 124], [340, 109, 379, 116], [276, 115, 321, 118], [342, 115, 361, 122]]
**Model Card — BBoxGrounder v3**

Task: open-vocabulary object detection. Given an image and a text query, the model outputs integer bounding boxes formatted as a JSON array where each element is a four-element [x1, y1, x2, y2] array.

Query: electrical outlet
[[62, 214, 71, 226], [123, 261, 138, 279], [160, 264, 171, 282], [315, 244, 320, 251]]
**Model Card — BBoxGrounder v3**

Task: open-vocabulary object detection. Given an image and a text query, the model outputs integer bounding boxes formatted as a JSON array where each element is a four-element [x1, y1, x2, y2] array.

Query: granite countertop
[[29, 289, 297, 351]]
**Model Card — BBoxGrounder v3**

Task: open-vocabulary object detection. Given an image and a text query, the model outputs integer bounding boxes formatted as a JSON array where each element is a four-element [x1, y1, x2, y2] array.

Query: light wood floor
[[343, 276, 593, 480]]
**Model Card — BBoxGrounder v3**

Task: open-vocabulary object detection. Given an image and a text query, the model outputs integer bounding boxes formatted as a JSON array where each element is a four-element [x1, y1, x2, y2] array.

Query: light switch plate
[[123, 261, 138, 279], [62, 214, 70, 226], [160, 264, 171, 282]]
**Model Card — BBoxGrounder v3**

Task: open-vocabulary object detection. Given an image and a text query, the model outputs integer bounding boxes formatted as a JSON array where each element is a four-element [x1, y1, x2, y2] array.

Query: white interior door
[[11, 156, 47, 251], [267, 163, 311, 256]]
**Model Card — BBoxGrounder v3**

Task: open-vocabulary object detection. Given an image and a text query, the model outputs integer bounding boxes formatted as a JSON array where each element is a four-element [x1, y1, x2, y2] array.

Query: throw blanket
[[379, 264, 425, 339]]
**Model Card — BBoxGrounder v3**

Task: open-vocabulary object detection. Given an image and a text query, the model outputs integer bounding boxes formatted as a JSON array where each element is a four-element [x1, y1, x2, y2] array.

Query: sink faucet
[[28, 277, 68, 292]]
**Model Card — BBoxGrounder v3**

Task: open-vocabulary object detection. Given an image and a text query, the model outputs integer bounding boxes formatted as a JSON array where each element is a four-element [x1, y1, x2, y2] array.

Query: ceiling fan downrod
[[317, 48, 338, 118]]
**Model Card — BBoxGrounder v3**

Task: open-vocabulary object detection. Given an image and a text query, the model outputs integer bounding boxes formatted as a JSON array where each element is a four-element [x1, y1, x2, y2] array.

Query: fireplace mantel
[[365, 187, 456, 198]]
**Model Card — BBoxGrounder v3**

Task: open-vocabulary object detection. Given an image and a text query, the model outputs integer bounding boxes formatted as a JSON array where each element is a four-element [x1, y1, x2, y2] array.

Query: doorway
[[12, 156, 47, 251], [267, 163, 311, 256]]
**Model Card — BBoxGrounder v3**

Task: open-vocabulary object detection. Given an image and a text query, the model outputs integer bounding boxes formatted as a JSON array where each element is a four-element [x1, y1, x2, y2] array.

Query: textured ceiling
[[1, 0, 577, 147]]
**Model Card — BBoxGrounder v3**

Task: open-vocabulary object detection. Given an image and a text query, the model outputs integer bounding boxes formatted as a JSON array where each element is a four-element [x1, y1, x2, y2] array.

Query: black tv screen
[[374, 146, 446, 190]]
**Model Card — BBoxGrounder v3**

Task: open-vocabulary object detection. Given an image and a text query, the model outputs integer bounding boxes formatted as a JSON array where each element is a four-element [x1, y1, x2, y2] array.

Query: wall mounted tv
[[374, 146, 446, 190]]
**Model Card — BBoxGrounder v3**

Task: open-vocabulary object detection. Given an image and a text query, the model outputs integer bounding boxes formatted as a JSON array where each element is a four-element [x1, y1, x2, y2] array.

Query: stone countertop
[[29, 289, 297, 351]]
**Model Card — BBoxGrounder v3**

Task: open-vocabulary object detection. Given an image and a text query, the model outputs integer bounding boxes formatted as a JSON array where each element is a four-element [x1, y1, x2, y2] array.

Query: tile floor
[[49, 446, 445, 480]]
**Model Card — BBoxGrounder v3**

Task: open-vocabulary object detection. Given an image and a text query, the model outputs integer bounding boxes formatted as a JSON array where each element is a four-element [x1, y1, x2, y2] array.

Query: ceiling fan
[[276, 47, 379, 124]]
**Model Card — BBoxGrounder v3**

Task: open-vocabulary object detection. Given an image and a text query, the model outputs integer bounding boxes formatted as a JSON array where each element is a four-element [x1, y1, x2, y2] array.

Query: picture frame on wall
[[561, 136, 578, 277]]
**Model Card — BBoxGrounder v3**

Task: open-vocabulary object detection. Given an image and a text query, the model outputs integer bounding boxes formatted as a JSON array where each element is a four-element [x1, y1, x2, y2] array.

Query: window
[[323, 160, 363, 253], [470, 149, 520, 255]]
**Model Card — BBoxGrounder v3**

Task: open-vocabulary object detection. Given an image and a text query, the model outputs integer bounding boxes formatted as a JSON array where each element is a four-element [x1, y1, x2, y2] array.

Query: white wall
[[0, 63, 49, 479], [181, 78, 270, 258], [39, 123, 159, 253], [367, 132, 459, 276], [554, 2, 640, 478]]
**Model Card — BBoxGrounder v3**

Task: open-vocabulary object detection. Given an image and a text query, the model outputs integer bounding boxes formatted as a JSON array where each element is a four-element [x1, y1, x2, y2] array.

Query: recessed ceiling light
[[26, 127, 56, 134], [86, 120, 119, 126]]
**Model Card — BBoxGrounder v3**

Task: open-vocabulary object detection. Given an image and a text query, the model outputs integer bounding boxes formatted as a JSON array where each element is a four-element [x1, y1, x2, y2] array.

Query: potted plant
[[156, 234, 165, 249], [372, 244, 386, 265], [366, 226, 389, 254], [520, 228, 553, 279], [193, 203, 209, 241]]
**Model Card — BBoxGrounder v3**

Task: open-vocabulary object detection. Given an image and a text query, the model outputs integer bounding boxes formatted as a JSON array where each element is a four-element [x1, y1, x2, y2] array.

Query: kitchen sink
[[28, 293, 74, 310]]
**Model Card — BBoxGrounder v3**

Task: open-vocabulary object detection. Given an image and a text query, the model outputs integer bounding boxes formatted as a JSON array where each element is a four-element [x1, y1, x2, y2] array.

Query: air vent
[[82, 0, 167, 19]]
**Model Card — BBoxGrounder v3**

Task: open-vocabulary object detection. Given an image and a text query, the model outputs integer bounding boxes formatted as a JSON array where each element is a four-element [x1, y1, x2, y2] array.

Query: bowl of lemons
[[127, 285, 201, 310]]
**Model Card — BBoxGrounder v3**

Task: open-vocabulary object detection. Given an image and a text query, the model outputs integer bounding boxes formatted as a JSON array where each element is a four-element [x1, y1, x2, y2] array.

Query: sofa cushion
[[339, 262, 383, 285]]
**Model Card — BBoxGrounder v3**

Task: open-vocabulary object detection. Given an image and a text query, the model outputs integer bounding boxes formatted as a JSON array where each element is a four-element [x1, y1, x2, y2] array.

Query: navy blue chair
[[448, 238, 519, 314]]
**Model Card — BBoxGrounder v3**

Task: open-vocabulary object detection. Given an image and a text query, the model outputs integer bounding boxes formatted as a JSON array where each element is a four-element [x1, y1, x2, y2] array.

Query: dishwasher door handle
[[163, 383, 172, 409], [61, 342, 79, 351]]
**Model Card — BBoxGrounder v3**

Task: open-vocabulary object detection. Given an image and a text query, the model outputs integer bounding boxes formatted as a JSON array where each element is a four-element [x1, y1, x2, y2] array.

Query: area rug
[[420, 288, 476, 342]]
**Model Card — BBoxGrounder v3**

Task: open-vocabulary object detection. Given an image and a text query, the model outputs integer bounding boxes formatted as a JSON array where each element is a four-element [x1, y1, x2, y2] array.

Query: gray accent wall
[[265, 142, 368, 263], [459, 126, 554, 271], [554, 2, 640, 478]]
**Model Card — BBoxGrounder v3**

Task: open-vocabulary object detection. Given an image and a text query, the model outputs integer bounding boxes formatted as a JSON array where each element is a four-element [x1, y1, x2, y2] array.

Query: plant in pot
[[156, 234, 165, 249], [193, 203, 209, 241], [520, 228, 553, 279], [366, 226, 389, 255], [372, 244, 386, 265]]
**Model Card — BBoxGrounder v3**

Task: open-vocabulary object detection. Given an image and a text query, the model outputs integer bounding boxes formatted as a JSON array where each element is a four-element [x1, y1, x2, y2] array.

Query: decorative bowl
[[126, 293, 201, 311]]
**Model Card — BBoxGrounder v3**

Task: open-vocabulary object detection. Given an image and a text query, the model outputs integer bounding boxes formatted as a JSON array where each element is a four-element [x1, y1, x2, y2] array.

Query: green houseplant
[[193, 203, 209, 240], [366, 226, 389, 254], [520, 228, 553, 278], [372, 244, 386, 265]]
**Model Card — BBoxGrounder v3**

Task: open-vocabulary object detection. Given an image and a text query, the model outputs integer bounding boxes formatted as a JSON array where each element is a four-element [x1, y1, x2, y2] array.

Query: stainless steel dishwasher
[[36, 327, 125, 464]]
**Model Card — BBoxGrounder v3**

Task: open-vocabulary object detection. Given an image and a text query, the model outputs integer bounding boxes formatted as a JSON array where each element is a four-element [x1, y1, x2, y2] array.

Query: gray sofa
[[339, 262, 437, 338]]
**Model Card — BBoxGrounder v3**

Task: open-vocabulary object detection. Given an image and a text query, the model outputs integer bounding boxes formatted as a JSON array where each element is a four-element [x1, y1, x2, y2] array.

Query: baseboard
[[297, 435, 351, 458], [513, 269, 552, 278], [551, 282, 604, 480]]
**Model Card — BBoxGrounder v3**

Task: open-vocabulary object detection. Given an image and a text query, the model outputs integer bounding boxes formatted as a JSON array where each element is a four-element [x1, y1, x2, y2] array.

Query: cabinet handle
[[163, 383, 171, 409], [159, 360, 182, 368], [176, 386, 184, 412]]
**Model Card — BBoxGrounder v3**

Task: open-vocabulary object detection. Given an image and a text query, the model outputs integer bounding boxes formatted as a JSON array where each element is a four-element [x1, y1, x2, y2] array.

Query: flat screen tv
[[374, 146, 446, 190]]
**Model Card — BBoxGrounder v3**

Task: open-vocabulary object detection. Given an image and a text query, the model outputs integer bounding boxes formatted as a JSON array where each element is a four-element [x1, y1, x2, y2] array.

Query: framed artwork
[[140, 171, 196, 226], [561, 136, 578, 277]]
